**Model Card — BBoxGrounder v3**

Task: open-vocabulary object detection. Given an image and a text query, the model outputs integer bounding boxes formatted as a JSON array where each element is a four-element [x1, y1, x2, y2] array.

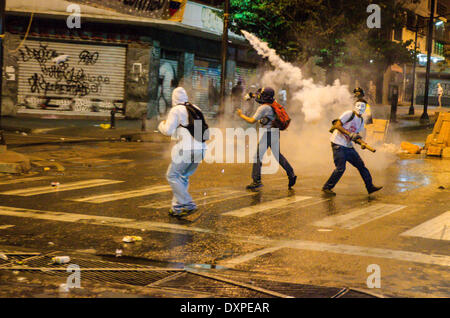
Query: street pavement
[[0, 109, 449, 298]]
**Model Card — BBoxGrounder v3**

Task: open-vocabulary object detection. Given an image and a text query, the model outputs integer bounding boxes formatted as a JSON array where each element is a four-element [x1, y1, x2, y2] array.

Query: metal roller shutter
[[192, 59, 221, 117], [16, 40, 126, 114]]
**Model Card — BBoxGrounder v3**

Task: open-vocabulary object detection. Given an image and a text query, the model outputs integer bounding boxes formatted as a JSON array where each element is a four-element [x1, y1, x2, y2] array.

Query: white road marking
[[401, 211, 450, 241], [141, 190, 256, 209], [0, 225, 15, 230], [0, 176, 52, 185], [70, 185, 171, 203], [0, 179, 123, 196], [218, 246, 284, 267], [0, 206, 212, 235], [312, 203, 407, 229], [222, 196, 312, 217], [0, 206, 448, 267]]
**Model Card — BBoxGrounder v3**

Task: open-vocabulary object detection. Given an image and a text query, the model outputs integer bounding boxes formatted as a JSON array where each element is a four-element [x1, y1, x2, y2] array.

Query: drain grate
[[0, 253, 42, 267], [0, 252, 380, 297]]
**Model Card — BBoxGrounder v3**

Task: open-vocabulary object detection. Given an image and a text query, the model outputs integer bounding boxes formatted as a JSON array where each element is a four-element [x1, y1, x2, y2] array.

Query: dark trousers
[[323, 143, 373, 191], [252, 130, 295, 182]]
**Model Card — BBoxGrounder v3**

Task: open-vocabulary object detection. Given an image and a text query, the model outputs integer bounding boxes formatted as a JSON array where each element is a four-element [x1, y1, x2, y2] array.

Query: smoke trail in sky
[[241, 30, 352, 122]]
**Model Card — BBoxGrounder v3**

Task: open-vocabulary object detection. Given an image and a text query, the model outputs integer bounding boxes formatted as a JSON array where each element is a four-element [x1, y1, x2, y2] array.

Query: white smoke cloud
[[241, 30, 353, 122]]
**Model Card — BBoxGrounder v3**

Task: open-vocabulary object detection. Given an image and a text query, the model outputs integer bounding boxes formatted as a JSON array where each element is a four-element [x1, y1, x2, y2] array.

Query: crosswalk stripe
[[70, 185, 171, 203], [0, 206, 211, 235], [0, 179, 123, 196], [312, 203, 406, 229], [0, 176, 52, 186], [218, 246, 283, 267], [222, 196, 312, 217], [401, 211, 450, 241], [0, 205, 448, 267], [140, 190, 256, 209], [0, 225, 15, 230]]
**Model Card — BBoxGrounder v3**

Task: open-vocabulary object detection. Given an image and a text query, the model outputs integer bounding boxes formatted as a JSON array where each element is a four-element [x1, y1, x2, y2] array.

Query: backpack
[[329, 111, 362, 133], [268, 100, 291, 130], [180, 102, 209, 142]]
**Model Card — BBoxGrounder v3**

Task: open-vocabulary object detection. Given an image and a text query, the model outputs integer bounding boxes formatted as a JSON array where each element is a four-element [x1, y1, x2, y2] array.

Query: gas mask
[[354, 101, 366, 116]]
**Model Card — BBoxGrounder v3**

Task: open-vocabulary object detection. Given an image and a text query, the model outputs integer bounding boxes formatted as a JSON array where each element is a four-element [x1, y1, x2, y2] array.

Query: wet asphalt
[[0, 127, 449, 298]]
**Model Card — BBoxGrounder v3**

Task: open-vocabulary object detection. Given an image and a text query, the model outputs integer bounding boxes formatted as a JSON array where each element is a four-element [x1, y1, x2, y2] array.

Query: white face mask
[[354, 102, 366, 115]]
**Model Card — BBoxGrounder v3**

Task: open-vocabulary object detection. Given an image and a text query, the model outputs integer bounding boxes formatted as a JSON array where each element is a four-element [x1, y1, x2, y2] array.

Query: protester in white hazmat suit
[[158, 87, 207, 217]]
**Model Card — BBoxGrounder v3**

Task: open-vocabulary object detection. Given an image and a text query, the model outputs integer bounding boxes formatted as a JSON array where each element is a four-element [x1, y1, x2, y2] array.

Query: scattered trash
[[0, 253, 8, 261], [438, 186, 445, 190], [60, 138, 65, 141], [49, 159, 55, 162], [137, 139, 142, 142], [100, 124, 111, 129], [21, 132, 28, 136], [59, 283, 70, 293], [400, 142, 421, 154], [17, 277, 27, 282], [221, 169, 225, 174], [51, 182, 60, 187], [51, 256, 71, 264], [120, 138, 126, 142], [44, 167, 51, 171], [141, 229, 146, 232], [12, 271, 19, 275], [153, 130, 159, 133], [48, 242, 55, 246], [204, 192, 207, 196], [115, 249, 123, 257], [317, 229, 333, 232], [122, 236, 143, 243]]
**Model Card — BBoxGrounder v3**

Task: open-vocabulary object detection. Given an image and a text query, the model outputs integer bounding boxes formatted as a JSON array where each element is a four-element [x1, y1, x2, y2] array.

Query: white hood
[[172, 87, 188, 107]]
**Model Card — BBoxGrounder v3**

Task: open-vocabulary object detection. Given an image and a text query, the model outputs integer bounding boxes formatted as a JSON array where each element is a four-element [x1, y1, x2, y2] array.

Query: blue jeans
[[252, 130, 295, 182], [166, 149, 204, 212], [323, 143, 373, 191]]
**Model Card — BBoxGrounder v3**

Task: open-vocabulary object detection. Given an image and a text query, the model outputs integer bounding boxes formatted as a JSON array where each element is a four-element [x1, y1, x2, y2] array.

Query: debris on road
[[115, 249, 123, 257], [51, 182, 60, 187], [0, 253, 8, 261], [122, 236, 143, 243], [44, 167, 51, 171], [100, 124, 111, 129], [48, 242, 55, 246], [59, 283, 70, 293], [400, 142, 422, 154], [51, 256, 71, 264]]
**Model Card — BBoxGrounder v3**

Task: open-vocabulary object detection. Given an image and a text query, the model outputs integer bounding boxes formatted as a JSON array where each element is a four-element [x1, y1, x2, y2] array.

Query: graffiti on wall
[[157, 60, 178, 115], [17, 42, 124, 113]]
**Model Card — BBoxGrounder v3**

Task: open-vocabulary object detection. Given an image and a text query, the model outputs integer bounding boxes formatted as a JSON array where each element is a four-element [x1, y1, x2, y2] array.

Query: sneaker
[[168, 207, 197, 218], [322, 188, 336, 196], [288, 176, 297, 189], [246, 181, 263, 190], [368, 185, 383, 194]]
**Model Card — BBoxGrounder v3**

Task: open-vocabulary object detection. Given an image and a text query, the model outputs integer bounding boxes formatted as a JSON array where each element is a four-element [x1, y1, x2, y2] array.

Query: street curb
[[120, 132, 171, 143], [0, 150, 31, 174]]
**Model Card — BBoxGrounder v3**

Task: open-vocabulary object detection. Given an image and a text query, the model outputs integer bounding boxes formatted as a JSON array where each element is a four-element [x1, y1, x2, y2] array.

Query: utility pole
[[0, 0, 5, 143], [409, 21, 419, 115], [421, 0, 436, 123], [218, 0, 229, 121]]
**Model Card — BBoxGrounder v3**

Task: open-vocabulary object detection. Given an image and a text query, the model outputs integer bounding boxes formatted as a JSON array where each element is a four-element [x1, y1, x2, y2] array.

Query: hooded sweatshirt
[[158, 87, 207, 151]]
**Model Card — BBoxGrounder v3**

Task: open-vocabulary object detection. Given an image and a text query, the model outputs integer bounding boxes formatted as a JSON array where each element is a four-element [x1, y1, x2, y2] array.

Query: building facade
[[387, 0, 450, 107], [1, 0, 260, 120]]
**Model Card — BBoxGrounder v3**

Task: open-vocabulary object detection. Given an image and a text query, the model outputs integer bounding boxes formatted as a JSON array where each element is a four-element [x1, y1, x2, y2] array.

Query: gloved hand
[[244, 92, 254, 101], [349, 133, 362, 141]]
